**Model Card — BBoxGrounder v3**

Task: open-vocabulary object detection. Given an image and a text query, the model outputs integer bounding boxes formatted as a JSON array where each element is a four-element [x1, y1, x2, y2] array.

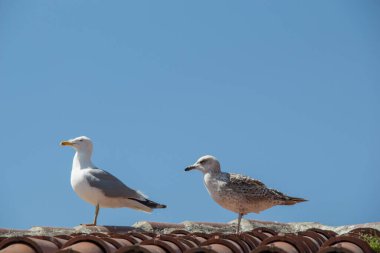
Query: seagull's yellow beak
[[60, 140, 73, 146]]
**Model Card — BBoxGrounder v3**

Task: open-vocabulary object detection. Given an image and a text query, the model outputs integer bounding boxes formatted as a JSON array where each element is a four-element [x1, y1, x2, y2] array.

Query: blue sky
[[1, 1, 379, 229]]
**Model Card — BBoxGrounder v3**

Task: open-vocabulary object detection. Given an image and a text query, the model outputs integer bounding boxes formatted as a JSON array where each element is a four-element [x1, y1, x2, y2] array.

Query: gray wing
[[87, 168, 145, 200]]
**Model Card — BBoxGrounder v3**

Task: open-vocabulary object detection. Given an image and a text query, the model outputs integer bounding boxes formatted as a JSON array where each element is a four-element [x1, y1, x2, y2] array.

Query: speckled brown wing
[[225, 173, 270, 198], [226, 173, 301, 203], [228, 173, 266, 187]]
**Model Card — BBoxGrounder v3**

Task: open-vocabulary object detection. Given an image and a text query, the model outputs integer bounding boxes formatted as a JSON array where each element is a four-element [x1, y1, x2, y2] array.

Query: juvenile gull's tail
[[282, 196, 308, 205]]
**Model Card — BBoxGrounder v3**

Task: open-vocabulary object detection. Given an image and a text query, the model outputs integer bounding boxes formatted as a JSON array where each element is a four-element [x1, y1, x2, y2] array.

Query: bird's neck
[[204, 169, 222, 177], [73, 150, 94, 170], [204, 167, 222, 175]]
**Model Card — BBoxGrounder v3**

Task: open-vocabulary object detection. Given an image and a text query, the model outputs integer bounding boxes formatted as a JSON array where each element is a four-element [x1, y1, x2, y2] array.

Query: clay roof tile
[[0, 224, 378, 253]]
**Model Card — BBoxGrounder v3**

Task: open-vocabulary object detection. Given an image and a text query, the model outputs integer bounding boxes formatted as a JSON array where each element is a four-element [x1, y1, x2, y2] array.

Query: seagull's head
[[60, 136, 93, 152], [185, 155, 221, 174]]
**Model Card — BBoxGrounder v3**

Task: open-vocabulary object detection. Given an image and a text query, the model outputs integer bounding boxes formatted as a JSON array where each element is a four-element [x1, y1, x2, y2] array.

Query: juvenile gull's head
[[185, 155, 221, 174], [60, 136, 93, 153]]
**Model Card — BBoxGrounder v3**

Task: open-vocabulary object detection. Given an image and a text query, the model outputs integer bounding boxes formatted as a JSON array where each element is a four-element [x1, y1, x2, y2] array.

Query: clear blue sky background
[[1, 1, 379, 229]]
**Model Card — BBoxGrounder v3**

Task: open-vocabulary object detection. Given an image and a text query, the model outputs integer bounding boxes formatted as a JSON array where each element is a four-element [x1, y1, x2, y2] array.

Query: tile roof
[[0, 221, 379, 253]]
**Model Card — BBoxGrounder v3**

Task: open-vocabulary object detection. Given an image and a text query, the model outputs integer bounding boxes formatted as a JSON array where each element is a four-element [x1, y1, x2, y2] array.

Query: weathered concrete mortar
[[133, 219, 380, 235], [1, 220, 379, 237]]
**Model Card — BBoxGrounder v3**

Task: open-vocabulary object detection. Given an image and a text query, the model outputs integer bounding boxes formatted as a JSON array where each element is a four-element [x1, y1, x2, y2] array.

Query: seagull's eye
[[79, 139, 83, 142]]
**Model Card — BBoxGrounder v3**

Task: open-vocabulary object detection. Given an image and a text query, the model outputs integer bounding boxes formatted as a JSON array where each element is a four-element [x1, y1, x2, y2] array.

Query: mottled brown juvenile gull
[[185, 155, 306, 233], [60, 136, 166, 226]]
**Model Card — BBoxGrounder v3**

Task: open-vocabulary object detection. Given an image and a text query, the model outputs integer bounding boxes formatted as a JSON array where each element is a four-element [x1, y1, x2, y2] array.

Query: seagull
[[60, 136, 166, 226], [185, 155, 306, 233]]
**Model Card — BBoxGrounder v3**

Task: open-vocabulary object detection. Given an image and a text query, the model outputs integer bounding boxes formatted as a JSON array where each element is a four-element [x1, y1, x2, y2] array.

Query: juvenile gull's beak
[[60, 140, 73, 146], [185, 164, 198, 171]]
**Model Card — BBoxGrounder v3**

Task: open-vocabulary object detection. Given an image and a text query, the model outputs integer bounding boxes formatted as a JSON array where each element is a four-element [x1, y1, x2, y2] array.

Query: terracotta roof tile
[[60, 235, 118, 253], [0, 222, 378, 253], [0, 236, 59, 253], [347, 228, 380, 238], [319, 236, 375, 253]]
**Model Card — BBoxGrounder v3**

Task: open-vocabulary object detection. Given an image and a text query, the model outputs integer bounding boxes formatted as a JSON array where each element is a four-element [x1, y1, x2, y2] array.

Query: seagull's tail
[[282, 196, 307, 205], [129, 198, 167, 209]]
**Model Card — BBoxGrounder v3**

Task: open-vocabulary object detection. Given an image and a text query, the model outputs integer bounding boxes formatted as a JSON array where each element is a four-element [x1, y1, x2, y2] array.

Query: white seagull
[[61, 136, 166, 226], [185, 155, 306, 233]]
